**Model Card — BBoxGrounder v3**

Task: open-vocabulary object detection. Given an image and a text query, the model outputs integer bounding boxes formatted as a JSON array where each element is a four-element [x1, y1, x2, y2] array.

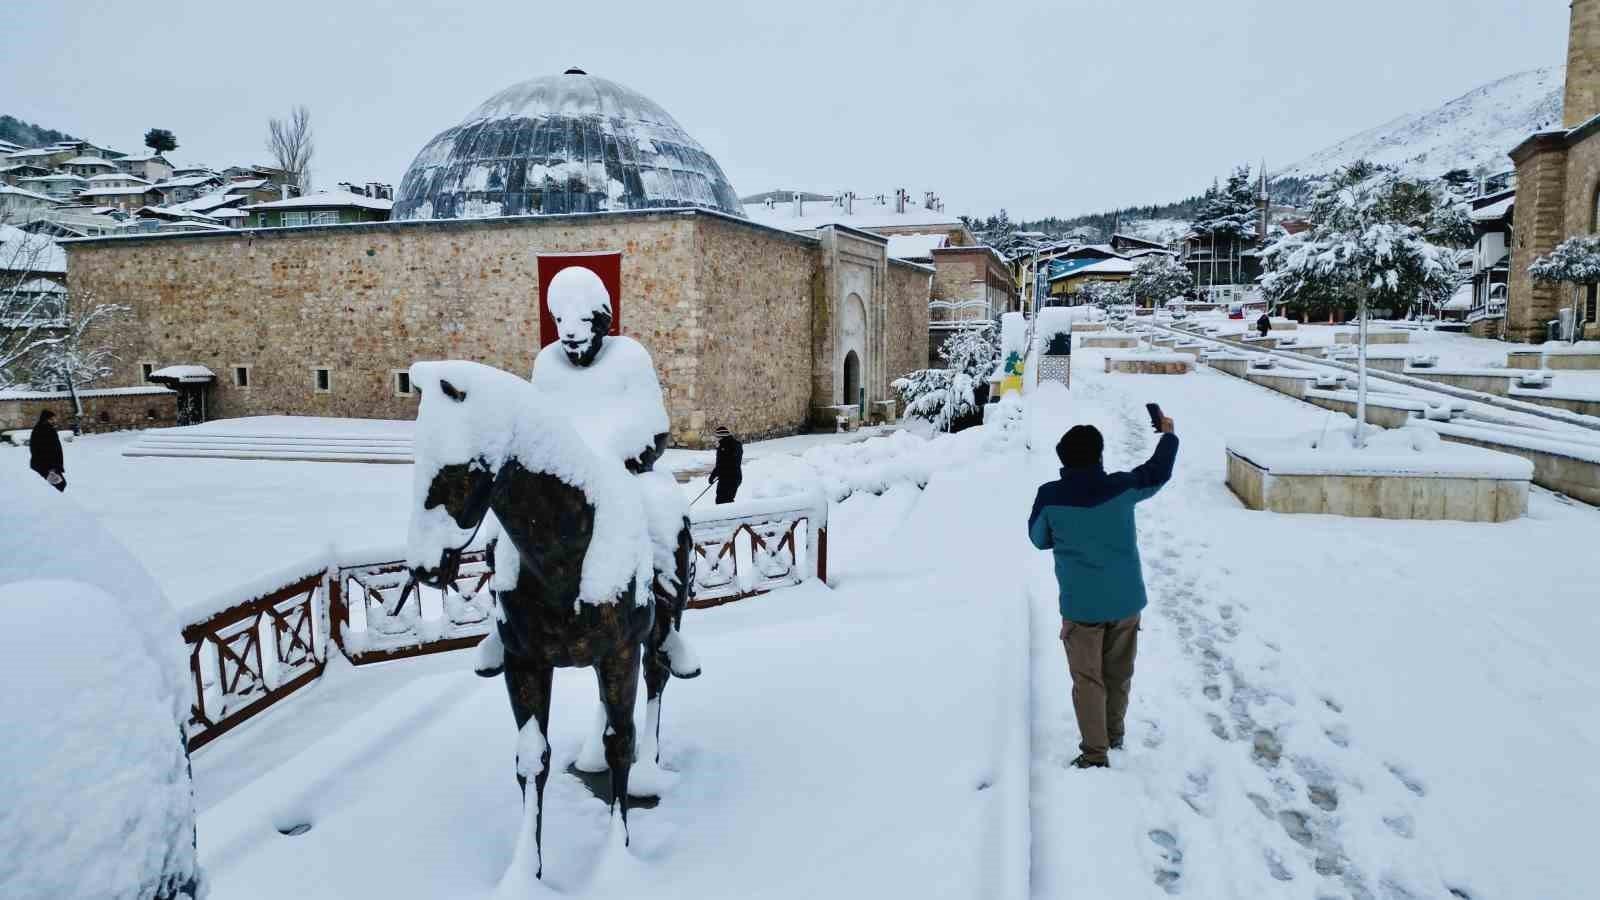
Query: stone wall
[[1509, 136, 1571, 343], [690, 214, 818, 444], [0, 386, 177, 433], [65, 211, 838, 447], [886, 259, 933, 381], [1566, 0, 1600, 128]]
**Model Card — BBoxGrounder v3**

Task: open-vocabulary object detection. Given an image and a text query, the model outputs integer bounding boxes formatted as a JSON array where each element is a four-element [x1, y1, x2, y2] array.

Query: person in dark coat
[[1256, 312, 1272, 338], [708, 425, 743, 504], [28, 409, 66, 493]]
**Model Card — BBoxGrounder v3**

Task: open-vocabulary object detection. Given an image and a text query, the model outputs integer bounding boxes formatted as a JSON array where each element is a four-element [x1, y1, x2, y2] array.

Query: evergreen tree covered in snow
[[1076, 280, 1130, 309], [1262, 161, 1461, 319], [1189, 166, 1259, 242], [1126, 254, 1193, 308], [893, 326, 999, 432], [1529, 234, 1600, 340]]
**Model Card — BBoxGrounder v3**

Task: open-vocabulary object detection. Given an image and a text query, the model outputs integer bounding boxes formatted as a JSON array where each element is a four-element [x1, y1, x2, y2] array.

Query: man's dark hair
[[39, 410, 55, 422], [1056, 425, 1104, 469]]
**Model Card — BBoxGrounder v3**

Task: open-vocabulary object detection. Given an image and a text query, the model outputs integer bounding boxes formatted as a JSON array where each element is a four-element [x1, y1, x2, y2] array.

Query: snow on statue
[[0, 467, 202, 900]]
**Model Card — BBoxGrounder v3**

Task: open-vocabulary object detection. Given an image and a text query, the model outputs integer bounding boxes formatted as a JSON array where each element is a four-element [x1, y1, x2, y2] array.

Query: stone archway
[[839, 291, 868, 407], [843, 350, 862, 412]]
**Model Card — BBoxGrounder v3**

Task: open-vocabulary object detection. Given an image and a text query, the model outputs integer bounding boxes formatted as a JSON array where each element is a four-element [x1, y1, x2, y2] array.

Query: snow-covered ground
[[6, 345, 1597, 898]]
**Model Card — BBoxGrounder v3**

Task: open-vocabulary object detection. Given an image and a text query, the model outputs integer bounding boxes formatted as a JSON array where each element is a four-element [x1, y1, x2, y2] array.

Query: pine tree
[[1189, 165, 1258, 242], [143, 128, 178, 154], [1127, 255, 1193, 308], [892, 327, 999, 432]]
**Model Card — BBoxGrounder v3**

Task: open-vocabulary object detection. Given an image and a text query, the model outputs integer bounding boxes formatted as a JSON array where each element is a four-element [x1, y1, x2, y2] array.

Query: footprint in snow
[[1385, 763, 1427, 797], [1323, 724, 1350, 748], [1382, 814, 1414, 839], [1148, 829, 1183, 895]]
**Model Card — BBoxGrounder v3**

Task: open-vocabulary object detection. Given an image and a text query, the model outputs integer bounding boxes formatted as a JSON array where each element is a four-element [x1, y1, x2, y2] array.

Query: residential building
[[244, 189, 393, 228], [0, 184, 68, 221], [116, 154, 175, 183], [153, 173, 225, 205], [1465, 189, 1514, 333], [16, 173, 87, 199], [78, 185, 164, 214], [0, 163, 51, 186], [60, 156, 120, 178], [86, 171, 152, 191]]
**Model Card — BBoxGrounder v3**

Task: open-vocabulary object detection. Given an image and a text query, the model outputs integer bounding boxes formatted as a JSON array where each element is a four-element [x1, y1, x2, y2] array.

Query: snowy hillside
[[1282, 67, 1565, 179]]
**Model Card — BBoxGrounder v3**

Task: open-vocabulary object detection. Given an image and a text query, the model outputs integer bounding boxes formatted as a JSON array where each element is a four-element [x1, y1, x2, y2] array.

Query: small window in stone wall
[[393, 370, 413, 397], [140, 362, 154, 381], [314, 367, 331, 392], [234, 366, 251, 388]]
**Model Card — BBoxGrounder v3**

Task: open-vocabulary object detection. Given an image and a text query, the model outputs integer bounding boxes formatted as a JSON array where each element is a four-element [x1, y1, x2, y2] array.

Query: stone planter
[[1079, 333, 1138, 349], [1225, 432, 1531, 522], [1103, 352, 1193, 375], [1335, 331, 1410, 345]]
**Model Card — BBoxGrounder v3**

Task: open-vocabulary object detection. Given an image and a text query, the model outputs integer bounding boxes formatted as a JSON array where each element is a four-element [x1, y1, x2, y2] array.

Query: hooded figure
[[708, 425, 743, 504], [1256, 312, 1271, 338], [28, 410, 66, 493]]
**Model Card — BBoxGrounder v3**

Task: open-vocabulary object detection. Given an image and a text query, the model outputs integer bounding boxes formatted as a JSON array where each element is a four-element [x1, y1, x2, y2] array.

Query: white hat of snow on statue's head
[[547, 265, 612, 320]]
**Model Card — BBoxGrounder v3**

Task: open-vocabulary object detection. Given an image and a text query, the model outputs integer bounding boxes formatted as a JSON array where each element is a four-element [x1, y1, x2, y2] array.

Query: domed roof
[[392, 70, 744, 221]]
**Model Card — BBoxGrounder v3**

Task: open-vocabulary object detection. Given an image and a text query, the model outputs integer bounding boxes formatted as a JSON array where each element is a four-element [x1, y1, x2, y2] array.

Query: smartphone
[[1145, 403, 1164, 433]]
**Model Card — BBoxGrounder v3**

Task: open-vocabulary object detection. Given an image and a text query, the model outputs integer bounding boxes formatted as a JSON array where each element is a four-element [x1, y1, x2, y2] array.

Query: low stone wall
[[1104, 356, 1192, 374], [0, 387, 178, 434], [1071, 322, 1107, 333], [1300, 391, 1418, 429], [1226, 450, 1527, 522], [1510, 349, 1600, 370], [1079, 334, 1138, 349], [1210, 357, 1252, 379], [1424, 425, 1600, 505], [1240, 336, 1279, 349], [1244, 372, 1311, 399], [1506, 388, 1600, 418], [1335, 331, 1410, 345]]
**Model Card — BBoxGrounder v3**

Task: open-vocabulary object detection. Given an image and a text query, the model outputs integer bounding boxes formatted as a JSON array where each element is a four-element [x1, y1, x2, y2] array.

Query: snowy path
[[1027, 354, 1600, 900]]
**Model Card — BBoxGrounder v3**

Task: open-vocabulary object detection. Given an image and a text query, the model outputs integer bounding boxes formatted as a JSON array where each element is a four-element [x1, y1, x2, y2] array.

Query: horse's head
[[406, 362, 518, 588]]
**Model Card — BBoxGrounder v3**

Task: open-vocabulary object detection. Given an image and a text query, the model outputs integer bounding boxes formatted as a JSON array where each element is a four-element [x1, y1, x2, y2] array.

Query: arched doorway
[[843, 350, 862, 413]]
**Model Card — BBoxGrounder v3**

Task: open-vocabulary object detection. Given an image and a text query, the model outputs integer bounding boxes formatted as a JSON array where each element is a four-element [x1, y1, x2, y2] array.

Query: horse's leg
[[594, 642, 640, 845], [504, 659, 554, 879], [641, 601, 672, 767], [661, 518, 702, 679]]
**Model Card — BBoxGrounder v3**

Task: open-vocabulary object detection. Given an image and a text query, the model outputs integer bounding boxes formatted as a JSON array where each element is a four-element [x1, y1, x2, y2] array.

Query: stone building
[[63, 70, 931, 446], [1506, 0, 1600, 342]]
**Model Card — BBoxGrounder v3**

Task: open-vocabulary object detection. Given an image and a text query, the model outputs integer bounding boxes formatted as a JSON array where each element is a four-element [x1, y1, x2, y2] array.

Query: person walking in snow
[[1028, 417, 1178, 769], [28, 409, 66, 493], [708, 425, 743, 504], [1256, 311, 1272, 338]]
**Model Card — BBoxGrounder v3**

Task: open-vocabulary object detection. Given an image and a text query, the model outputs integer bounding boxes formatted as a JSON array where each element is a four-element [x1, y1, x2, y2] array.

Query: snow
[[1468, 195, 1514, 222], [530, 336, 669, 469], [0, 384, 173, 401], [1228, 424, 1534, 478], [149, 364, 217, 381], [243, 189, 393, 212], [1283, 66, 1565, 179], [407, 359, 652, 608], [0, 467, 199, 899], [0, 223, 66, 274], [884, 231, 949, 259]]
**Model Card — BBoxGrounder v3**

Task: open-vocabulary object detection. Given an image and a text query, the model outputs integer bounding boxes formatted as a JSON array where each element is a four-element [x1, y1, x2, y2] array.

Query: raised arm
[[1127, 431, 1179, 502]]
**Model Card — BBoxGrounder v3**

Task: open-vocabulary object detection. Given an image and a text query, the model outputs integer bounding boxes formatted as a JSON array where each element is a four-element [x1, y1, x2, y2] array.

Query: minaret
[[1564, 0, 1600, 128]]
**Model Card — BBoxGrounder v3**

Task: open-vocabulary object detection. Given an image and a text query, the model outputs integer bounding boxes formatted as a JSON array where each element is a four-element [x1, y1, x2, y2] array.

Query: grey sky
[[0, 0, 1569, 221]]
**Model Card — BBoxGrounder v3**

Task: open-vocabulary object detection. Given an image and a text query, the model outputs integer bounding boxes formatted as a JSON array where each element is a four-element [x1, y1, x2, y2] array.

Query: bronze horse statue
[[406, 360, 693, 879]]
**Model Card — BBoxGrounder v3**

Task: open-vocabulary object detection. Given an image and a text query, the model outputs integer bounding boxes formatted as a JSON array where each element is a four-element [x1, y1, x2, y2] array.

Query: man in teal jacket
[[1029, 417, 1178, 769]]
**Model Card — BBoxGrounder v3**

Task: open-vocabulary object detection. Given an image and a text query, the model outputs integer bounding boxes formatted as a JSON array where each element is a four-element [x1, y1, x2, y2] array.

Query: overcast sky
[[0, 0, 1570, 221]]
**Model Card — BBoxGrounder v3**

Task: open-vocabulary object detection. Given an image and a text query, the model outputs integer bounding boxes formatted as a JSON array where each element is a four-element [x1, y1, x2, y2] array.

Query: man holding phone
[[1027, 405, 1178, 769]]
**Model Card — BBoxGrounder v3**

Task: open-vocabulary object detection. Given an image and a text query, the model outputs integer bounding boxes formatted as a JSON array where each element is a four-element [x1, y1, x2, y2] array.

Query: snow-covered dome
[[393, 69, 745, 221]]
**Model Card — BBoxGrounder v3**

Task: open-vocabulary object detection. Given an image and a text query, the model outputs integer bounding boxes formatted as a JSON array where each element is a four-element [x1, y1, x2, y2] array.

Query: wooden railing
[[180, 492, 829, 751]]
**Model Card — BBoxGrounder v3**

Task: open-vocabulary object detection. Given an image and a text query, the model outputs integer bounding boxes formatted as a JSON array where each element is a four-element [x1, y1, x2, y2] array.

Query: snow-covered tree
[[0, 224, 68, 390], [1126, 254, 1193, 308], [1529, 234, 1600, 343], [1076, 279, 1129, 309], [26, 290, 131, 427], [893, 326, 998, 432], [1261, 161, 1459, 446], [1189, 166, 1259, 242]]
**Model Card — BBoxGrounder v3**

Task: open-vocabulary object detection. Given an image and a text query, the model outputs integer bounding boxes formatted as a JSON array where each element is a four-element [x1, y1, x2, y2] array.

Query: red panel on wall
[[537, 252, 622, 348]]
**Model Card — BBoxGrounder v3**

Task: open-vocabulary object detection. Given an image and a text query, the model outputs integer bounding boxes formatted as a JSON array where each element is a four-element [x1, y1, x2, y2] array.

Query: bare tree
[[266, 104, 315, 191], [27, 288, 132, 426], [0, 218, 70, 390]]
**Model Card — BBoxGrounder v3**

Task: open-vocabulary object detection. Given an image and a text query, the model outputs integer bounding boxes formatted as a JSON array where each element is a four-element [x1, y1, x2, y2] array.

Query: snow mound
[[407, 360, 652, 607], [0, 468, 199, 900]]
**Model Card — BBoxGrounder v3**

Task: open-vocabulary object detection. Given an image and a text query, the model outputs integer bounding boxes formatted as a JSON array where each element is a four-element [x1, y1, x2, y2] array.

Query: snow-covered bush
[[893, 326, 998, 433], [1077, 279, 1129, 309]]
